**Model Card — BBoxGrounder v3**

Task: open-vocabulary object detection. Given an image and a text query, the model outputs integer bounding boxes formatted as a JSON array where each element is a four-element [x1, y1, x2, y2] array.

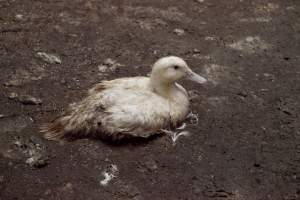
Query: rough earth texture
[[0, 0, 300, 199]]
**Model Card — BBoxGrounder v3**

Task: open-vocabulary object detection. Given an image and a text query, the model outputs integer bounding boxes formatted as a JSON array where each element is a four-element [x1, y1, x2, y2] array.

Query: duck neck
[[150, 77, 177, 99]]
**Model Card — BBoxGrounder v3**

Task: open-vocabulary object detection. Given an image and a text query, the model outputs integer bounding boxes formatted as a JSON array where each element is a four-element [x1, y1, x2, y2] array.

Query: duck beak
[[186, 70, 207, 84]]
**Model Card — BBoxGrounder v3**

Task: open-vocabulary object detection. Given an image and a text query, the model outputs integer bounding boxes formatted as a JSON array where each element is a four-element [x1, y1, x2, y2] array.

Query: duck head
[[150, 56, 207, 87]]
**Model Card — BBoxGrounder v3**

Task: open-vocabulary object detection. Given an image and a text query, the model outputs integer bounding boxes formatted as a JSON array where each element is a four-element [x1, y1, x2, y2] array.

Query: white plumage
[[40, 56, 207, 141]]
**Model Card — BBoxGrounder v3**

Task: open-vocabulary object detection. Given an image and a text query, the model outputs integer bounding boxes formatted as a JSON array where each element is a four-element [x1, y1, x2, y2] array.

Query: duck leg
[[160, 127, 190, 145]]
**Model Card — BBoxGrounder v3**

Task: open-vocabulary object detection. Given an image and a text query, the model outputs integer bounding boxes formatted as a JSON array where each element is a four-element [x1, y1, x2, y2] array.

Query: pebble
[[98, 65, 108, 73], [98, 58, 124, 74], [15, 14, 25, 21], [37, 52, 62, 64], [26, 153, 48, 168], [0, 115, 33, 134], [8, 93, 42, 105], [192, 49, 201, 54], [20, 137, 48, 168], [173, 28, 185, 36], [144, 159, 158, 171]]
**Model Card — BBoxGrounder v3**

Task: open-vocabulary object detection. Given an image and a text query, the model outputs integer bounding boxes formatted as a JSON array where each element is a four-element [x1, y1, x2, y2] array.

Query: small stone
[[0, 115, 33, 134], [237, 91, 247, 98], [101, 58, 124, 73], [173, 28, 185, 36], [62, 182, 73, 191], [204, 36, 216, 41], [103, 58, 116, 66], [4, 79, 22, 86], [246, 36, 254, 42], [8, 92, 18, 99], [116, 181, 141, 198], [15, 14, 25, 21], [20, 95, 42, 105], [286, 6, 295, 10], [26, 150, 48, 168], [144, 159, 158, 171], [10, 94, 42, 105], [65, 182, 73, 189], [192, 49, 201, 55], [98, 65, 108, 73], [37, 52, 62, 64]]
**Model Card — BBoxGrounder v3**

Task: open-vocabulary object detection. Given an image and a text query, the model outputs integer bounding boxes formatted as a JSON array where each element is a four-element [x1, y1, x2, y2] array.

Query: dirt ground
[[0, 0, 300, 199]]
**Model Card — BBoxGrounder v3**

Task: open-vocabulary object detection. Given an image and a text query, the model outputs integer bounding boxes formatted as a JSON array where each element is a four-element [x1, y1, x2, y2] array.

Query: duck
[[40, 56, 207, 141]]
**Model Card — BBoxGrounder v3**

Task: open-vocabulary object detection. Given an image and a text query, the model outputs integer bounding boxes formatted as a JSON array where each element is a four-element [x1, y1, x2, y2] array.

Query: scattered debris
[[4, 67, 45, 87], [8, 92, 18, 99], [173, 28, 185, 36], [190, 49, 212, 60], [0, 115, 33, 134], [192, 49, 201, 54], [236, 90, 248, 98], [15, 14, 25, 21], [26, 149, 48, 168], [106, 179, 142, 199], [239, 17, 271, 23], [4, 79, 23, 87], [228, 36, 270, 54], [186, 112, 199, 125], [37, 52, 62, 64], [136, 18, 167, 30], [203, 188, 234, 198], [255, 3, 279, 14], [286, 6, 295, 11], [62, 182, 73, 192], [123, 6, 191, 23], [144, 159, 158, 171], [100, 164, 119, 186], [202, 63, 229, 85], [8, 93, 42, 105], [98, 65, 108, 73], [23, 140, 48, 168], [205, 36, 217, 41], [4, 136, 49, 168], [98, 58, 124, 74]]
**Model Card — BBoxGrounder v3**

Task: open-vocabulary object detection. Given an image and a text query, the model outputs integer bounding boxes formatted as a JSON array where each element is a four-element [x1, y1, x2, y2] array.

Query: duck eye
[[173, 65, 179, 70]]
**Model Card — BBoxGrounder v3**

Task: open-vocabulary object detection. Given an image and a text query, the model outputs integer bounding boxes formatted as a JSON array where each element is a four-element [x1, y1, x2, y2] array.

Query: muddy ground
[[0, 0, 300, 199]]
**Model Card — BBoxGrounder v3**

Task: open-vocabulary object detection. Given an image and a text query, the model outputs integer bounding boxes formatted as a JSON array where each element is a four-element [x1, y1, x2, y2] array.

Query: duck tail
[[39, 117, 69, 141]]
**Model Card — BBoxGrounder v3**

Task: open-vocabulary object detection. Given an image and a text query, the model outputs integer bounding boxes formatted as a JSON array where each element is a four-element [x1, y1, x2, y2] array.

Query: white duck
[[40, 56, 207, 141]]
